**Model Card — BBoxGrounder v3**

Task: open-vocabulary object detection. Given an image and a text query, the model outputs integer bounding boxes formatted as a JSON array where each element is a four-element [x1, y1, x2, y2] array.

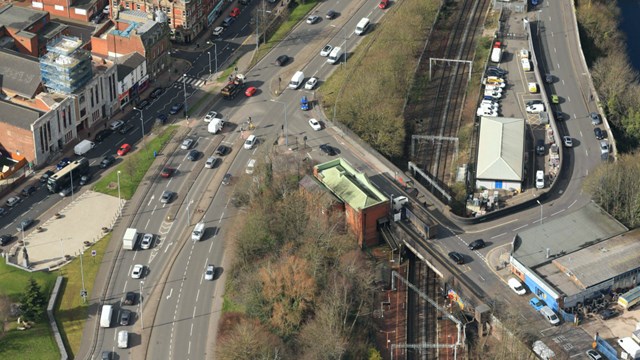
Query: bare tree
[[216, 317, 286, 360], [0, 294, 11, 334]]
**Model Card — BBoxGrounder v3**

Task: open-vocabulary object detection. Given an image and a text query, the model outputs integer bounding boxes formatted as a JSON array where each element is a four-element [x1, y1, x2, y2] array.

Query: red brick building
[[0, 4, 68, 57], [30, 0, 106, 23]]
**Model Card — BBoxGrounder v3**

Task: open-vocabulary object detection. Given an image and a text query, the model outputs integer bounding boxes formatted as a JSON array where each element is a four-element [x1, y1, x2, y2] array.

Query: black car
[[94, 129, 113, 142], [222, 173, 232, 186], [187, 149, 200, 161], [468, 239, 485, 250], [79, 174, 92, 186], [17, 218, 34, 232], [214, 145, 230, 156], [545, 74, 554, 83], [0, 234, 13, 246], [448, 251, 464, 265], [21, 186, 37, 197], [40, 170, 55, 183], [101, 351, 112, 360], [319, 144, 337, 156], [594, 127, 605, 140], [119, 123, 134, 134], [526, 100, 543, 107], [599, 308, 618, 320], [326, 9, 337, 19], [169, 103, 184, 115], [150, 87, 164, 99], [137, 99, 150, 109], [590, 112, 602, 125], [91, 12, 104, 24], [122, 291, 136, 305], [485, 69, 506, 78], [222, 16, 235, 27], [275, 55, 289, 66], [119, 309, 132, 326], [155, 114, 168, 125], [100, 155, 116, 169], [486, 66, 507, 76], [535, 139, 545, 156]]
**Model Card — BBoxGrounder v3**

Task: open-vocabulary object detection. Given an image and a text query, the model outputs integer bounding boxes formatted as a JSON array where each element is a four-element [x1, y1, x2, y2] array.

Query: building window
[[136, 3, 140, 10], [125, 2, 129, 9], [80, 108, 87, 118], [79, 94, 85, 104]]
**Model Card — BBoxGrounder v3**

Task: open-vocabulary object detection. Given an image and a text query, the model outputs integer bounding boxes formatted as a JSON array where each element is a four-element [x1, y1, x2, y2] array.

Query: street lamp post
[[213, 43, 218, 74], [139, 281, 144, 331], [270, 99, 288, 146], [186, 199, 193, 225], [183, 74, 188, 120], [536, 200, 543, 224], [207, 51, 212, 75], [117, 170, 121, 202], [133, 107, 147, 156]]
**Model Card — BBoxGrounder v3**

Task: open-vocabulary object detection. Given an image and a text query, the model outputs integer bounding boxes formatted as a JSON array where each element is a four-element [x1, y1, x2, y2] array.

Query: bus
[[47, 158, 90, 193]]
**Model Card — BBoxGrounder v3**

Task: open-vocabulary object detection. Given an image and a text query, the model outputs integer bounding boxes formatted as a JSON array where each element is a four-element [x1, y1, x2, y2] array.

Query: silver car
[[204, 265, 215, 281], [140, 233, 154, 250], [181, 138, 194, 150], [160, 190, 174, 204]]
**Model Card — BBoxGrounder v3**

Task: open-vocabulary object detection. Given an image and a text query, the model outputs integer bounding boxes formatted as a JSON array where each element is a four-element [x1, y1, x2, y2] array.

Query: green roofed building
[[313, 158, 389, 248]]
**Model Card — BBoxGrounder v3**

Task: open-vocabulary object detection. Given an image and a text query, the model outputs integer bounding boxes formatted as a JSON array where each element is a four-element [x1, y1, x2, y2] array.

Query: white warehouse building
[[475, 117, 525, 192]]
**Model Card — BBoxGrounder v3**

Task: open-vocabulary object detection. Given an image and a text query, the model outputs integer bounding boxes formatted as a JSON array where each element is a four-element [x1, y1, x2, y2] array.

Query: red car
[[379, 0, 389, 9], [245, 86, 257, 97], [117, 144, 131, 156], [161, 167, 175, 178], [230, 7, 240, 18]]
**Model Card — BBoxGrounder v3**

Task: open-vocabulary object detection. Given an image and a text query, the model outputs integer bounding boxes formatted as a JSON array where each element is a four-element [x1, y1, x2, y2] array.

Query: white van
[[246, 159, 256, 174], [539, 306, 560, 325], [355, 17, 370, 35], [327, 47, 342, 64], [244, 134, 257, 149], [521, 58, 531, 71], [117, 330, 128, 349], [288, 71, 304, 89], [192, 222, 205, 241], [100, 305, 113, 328]]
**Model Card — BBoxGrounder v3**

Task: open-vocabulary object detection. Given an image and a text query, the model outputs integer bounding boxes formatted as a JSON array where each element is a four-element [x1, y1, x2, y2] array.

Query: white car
[[306, 15, 320, 24], [476, 108, 498, 117], [484, 85, 503, 92], [204, 110, 218, 123], [305, 77, 318, 90], [562, 136, 573, 148], [320, 45, 333, 57], [484, 91, 502, 99], [309, 118, 322, 131], [131, 264, 144, 279], [109, 120, 124, 130], [526, 104, 545, 113], [535, 170, 545, 189], [485, 81, 506, 88], [508, 278, 526, 295], [204, 264, 215, 281], [212, 26, 224, 36], [140, 233, 154, 250], [181, 138, 194, 150]]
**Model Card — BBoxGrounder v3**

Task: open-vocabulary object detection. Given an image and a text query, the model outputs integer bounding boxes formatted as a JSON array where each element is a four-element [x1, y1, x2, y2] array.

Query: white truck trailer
[[74, 140, 95, 156], [208, 118, 224, 134], [122, 228, 138, 250]]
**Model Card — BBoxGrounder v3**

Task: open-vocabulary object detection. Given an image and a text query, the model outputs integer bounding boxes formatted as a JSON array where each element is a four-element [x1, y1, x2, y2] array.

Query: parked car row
[[477, 67, 508, 117]]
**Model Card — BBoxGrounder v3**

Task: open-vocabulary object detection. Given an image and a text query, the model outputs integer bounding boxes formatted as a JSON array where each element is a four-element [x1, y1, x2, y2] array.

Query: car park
[[320, 45, 333, 57], [222, 16, 235, 27], [563, 136, 573, 148], [275, 55, 289, 66], [508, 278, 526, 295], [122, 291, 136, 305], [594, 127, 605, 140], [117, 144, 131, 156], [529, 297, 545, 311], [79, 174, 92, 186], [140, 233, 154, 250], [222, 173, 232, 185], [119, 123, 134, 134], [309, 119, 322, 131], [181, 138, 194, 150], [319, 144, 337, 156], [300, 96, 310, 111], [6, 196, 21, 207], [204, 111, 218, 122], [245, 86, 257, 97], [17, 218, 34, 232], [187, 149, 200, 161], [0, 234, 13, 246], [326, 10, 337, 19], [305, 77, 318, 90], [21, 186, 37, 197], [119, 309, 132, 326], [56, 158, 72, 170], [535, 139, 545, 156], [109, 120, 125, 130], [169, 103, 184, 115], [204, 264, 215, 281], [535, 170, 545, 189], [205, 156, 218, 168], [131, 264, 144, 279], [468, 239, 485, 250], [212, 26, 224, 36], [40, 170, 55, 183], [160, 190, 174, 204], [448, 252, 464, 264], [215, 145, 230, 156], [160, 167, 175, 178], [590, 112, 602, 125], [230, 7, 240, 17], [150, 87, 164, 99], [100, 155, 116, 169], [306, 15, 320, 24], [94, 129, 113, 142]]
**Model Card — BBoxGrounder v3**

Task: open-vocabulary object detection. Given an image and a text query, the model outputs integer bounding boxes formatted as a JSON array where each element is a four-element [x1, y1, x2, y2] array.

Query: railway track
[[407, 0, 490, 199], [406, 254, 439, 360]]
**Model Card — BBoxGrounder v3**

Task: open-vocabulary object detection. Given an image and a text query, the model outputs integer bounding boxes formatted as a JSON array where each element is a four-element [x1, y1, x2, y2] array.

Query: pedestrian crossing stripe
[[173, 76, 205, 88]]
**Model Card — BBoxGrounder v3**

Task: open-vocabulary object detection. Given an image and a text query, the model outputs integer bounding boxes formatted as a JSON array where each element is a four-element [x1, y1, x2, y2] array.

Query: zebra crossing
[[172, 75, 207, 89]]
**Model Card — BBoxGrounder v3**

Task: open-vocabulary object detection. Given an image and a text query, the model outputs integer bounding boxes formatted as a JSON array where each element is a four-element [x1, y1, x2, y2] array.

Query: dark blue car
[[56, 158, 71, 170], [169, 103, 184, 115]]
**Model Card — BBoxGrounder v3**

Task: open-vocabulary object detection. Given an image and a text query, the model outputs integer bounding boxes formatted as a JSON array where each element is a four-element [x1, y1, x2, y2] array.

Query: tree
[[216, 318, 286, 360], [0, 294, 11, 334], [20, 278, 46, 321]]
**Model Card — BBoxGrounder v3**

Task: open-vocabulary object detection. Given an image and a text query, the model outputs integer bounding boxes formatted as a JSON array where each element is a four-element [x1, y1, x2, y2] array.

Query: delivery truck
[[618, 337, 640, 359], [122, 228, 138, 250], [100, 305, 113, 328], [490, 41, 502, 63], [207, 118, 224, 134], [74, 140, 95, 156]]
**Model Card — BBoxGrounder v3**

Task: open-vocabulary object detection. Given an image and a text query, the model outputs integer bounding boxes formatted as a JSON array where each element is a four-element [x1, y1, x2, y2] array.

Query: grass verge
[[93, 126, 177, 199], [222, 295, 244, 313], [55, 234, 111, 358]]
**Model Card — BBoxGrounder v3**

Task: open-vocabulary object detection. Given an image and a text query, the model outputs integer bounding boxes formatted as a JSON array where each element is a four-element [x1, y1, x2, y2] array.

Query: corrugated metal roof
[[476, 117, 524, 181]]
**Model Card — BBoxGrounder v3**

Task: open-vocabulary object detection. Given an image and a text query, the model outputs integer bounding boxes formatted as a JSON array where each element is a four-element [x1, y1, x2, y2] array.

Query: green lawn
[[55, 234, 112, 358], [93, 126, 177, 199]]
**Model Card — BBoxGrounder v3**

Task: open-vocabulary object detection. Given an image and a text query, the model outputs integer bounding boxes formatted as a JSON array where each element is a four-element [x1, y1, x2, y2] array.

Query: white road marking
[[147, 195, 155, 207], [567, 96, 571, 102], [490, 232, 507, 239], [145, 218, 151, 229], [551, 209, 565, 216], [166, 288, 173, 300], [465, 218, 518, 233], [190, 323, 194, 336], [568, 199, 577, 209], [513, 224, 528, 231], [164, 242, 173, 253], [192, 306, 197, 318], [196, 289, 200, 302]]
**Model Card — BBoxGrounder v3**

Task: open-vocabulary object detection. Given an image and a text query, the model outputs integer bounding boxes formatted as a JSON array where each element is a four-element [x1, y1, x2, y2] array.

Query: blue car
[[56, 158, 71, 170], [529, 297, 545, 311], [169, 103, 184, 115], [531, 0, 539, 5], [300, 96, 310, 111]]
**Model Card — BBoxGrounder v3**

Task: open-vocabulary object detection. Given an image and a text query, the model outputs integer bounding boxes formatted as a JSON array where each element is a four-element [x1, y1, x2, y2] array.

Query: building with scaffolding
[[40, 36, 92, 94]]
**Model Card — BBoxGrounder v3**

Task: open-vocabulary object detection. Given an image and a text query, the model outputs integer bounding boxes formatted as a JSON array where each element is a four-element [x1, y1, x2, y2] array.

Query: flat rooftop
[[0, 4, 46, 31], [537, 229, 640, 296], [512, 202, 627, 268]]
